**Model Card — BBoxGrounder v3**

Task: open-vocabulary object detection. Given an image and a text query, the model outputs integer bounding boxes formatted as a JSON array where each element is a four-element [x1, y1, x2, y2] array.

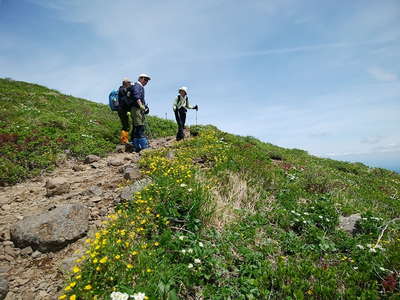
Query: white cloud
[[368, 67, 398, 82]]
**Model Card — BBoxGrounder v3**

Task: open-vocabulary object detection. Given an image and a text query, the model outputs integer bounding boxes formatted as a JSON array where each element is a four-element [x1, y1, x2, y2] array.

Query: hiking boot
[[125, 142, 134, 153]]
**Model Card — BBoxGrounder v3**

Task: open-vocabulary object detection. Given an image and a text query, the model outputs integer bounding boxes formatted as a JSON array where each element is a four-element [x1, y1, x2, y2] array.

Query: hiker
[[129, 74, 151, 152], [117, 78, 132, 144], [173, 86, 198, 141]]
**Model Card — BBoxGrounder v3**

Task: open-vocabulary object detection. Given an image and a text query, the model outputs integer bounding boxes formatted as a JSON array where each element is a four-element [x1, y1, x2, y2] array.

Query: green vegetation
[[1, 79, 399, 298], [61, 127, 400, 299], [0, 78, 176, 185]]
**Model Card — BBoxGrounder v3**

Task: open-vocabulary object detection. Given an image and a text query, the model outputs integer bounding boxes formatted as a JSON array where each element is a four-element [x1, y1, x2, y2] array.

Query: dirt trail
[[0, 136, 175, 300]]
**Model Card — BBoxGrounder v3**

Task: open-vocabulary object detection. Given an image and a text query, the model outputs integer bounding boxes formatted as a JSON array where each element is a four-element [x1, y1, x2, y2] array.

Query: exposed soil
[[0, 136, 176, 300]]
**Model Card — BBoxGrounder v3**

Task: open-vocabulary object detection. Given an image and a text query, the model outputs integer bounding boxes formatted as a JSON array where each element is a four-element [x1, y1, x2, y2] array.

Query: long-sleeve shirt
[[129, 82, 146, 108], [172, 95, 194, 111]]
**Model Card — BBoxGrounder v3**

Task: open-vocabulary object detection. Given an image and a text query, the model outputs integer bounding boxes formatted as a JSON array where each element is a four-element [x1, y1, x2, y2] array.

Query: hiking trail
[[0, 136, 176, 300]]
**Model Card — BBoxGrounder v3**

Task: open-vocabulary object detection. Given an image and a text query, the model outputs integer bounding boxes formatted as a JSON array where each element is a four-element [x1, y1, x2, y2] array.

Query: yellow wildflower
[[70, 282, 76, 287], [58, 295, 67, 300], [115, 255, 121, 260], [72, 266, 80, 273], [70, 295, 76, 300], [99, 256, 108, 264], [127, 264, 134, 269], [84, 284, 92, 290]]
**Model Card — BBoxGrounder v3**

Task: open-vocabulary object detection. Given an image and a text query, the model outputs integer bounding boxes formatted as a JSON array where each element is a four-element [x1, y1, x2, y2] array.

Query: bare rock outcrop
[[339, 213, 361, 234], [119, 178, 152, 202], [10, 204, 89, 252], [85, 155, 100, 164], [45, 177, 70, 196]]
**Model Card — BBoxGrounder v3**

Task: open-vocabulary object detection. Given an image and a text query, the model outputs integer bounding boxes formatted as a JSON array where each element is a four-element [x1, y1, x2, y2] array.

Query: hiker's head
[[138, 74, 151, 86], [178, 86, 188, 97], [122, 78, 131, 87]]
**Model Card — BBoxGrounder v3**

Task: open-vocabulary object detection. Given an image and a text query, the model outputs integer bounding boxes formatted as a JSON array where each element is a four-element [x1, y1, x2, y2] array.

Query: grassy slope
[[1, 79, 399, 299], [0, 78, 176, 185], [61, 128, 399, 299]]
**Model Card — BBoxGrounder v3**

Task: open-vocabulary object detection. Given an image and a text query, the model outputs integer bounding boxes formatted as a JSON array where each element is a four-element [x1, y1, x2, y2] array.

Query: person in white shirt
[[172, 86, 198, 141]]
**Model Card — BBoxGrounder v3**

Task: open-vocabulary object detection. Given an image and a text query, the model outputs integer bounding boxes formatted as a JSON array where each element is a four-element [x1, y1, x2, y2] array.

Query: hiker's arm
[[185, 98, 197, 110], [136, 99, 146, 111], [132, 85, 146, 110], [172, 96, 178, 111]]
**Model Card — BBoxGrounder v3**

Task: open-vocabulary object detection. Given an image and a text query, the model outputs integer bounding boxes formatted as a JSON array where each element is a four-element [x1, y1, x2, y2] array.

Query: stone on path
[[339, 213, 361, 234], [123, 167, 141, 180], [45, 177, 70, 197], [107, 158, 124, 167], [87, 186, 103, 197], [0, 275, 8, 300], [85, 155, 100, 164], [10, 204, 89, 252], [118, 178, 152, 202], [72, 164, 85, 172]]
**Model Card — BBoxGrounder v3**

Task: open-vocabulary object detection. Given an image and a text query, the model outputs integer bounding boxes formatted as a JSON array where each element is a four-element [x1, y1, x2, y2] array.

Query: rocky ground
[[0, 136, 175, 300]]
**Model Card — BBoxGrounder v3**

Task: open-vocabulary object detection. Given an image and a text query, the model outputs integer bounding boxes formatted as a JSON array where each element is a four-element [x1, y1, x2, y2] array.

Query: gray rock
[[31, 250, 41, 259], [0, 276, 8, 300], [123, 167, 141, 181], [72, 164, 85, 172], [107, 159, 124, 167], [20, 246, 33, 256], [10, 204, 89, 252], [119, 178, 152, 202], [85, 155, 100, 164], [87, 186, 103, 197], [115, 145, 126, 153], [45, 177, 70, 197], [339, 213, 361, 234]]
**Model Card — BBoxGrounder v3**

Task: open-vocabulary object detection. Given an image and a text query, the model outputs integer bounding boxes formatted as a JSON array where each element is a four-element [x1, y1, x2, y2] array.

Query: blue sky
[[1, 0, 399, 171]]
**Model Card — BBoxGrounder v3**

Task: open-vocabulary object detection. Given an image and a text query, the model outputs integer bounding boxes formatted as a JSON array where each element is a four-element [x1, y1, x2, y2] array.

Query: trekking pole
[[145, 117, 153, 139], [195, 109, 198, 126]]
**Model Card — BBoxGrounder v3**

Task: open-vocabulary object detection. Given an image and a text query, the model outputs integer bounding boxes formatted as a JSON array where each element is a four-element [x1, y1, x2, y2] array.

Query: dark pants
[[118, 108, 130, 132], [174, 107, 187, 140], [133, 125, 145, 139]]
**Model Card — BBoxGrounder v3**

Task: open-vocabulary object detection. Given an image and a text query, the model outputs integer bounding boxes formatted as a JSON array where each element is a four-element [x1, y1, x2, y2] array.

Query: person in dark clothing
[[128, 74, 151, 151], [173, 86, 198, 141], [117, 78, 132, 144]]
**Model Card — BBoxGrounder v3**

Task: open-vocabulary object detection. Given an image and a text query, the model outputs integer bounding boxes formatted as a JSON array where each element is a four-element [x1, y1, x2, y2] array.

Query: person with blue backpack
[[129, 74, 151, 152], [117, 78, 132, 144]]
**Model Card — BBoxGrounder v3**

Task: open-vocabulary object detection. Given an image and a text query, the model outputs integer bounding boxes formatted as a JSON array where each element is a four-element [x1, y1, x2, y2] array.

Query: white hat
[[138, 73, 151, 80], [122, 77, 131, 83], [178, 86, 188, 93]]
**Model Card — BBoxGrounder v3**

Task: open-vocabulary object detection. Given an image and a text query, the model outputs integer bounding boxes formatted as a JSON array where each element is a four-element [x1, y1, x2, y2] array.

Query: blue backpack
[[108, 90, 119, 111]]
